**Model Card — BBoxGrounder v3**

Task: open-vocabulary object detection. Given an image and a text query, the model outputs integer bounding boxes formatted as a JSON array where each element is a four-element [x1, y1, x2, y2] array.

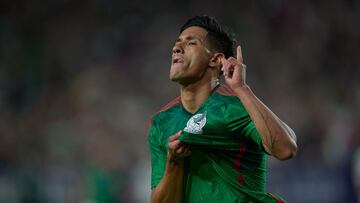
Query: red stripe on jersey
[[219, 87, 231, 96], [214, 89, 230, 96], [149, 97, 180, 138], [233, 144, 247, 170], [237, 174, 245, 184], [234, 144, 247, 185], [269, 193, 287, 203], [221, 84, 236, 95], [157, 101, 180, 115], [218, 86, 231, 96], [217, 84, 233, 96], [146, 116, 153, 139], [147, 117, 153, 130], [156, 97, 180, 115], [233, 154, 242, 169]]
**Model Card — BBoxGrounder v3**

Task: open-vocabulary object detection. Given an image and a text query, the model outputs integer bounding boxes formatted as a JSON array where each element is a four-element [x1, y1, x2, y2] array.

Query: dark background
[[0, 0, 359, 202]]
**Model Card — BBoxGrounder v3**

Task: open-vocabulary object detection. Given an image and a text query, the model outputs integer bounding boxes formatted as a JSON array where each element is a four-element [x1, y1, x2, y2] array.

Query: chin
[[169, 72, 184, 83], [169, 69, 183, 81], [169, 75, 181, 82]]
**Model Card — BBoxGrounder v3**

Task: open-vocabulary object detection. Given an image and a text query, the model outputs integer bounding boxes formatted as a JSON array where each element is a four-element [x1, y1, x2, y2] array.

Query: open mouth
[[172, 56, 184, 64]]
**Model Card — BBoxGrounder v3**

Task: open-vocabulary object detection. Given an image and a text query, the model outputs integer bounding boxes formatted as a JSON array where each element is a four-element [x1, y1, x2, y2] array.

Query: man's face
[[169, 26, 212, 85]]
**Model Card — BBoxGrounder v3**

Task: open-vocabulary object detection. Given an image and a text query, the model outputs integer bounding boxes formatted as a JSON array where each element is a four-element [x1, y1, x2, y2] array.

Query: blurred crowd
[[0, 0, 359, 202]]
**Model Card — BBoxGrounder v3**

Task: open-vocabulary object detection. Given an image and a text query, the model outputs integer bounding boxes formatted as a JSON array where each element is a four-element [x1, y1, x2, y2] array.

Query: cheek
[[189, 59, 209, 76], [190, 53, 209, 67]]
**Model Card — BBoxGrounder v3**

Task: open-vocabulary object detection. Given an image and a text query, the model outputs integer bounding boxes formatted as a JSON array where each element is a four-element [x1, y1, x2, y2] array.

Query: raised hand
[[221, 45, 247, 91]]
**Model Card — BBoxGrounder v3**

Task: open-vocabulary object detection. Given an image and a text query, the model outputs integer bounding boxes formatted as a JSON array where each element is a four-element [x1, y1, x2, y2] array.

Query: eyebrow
[[176, 35, 203, 43]]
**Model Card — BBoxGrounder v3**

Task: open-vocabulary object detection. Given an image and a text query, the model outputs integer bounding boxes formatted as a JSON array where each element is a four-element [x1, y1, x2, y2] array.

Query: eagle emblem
[[184, 111, 207, 134]]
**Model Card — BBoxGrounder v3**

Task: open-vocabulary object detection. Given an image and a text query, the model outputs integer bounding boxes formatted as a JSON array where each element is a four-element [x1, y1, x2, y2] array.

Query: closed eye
[[188, 40, 197, 45]]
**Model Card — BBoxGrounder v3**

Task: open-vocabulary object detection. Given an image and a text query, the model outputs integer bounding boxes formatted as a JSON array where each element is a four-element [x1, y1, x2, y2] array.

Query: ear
[[208, 53, 225, 68]]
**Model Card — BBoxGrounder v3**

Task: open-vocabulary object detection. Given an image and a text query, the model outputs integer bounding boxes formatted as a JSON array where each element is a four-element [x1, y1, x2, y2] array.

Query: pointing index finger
[[236, 45, 243, 63]]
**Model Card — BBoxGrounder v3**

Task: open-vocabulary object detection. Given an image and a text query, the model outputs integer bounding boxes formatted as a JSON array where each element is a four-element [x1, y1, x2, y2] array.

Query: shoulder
[[214, 83, 236, 97], [213, 83, 247, 113], [214, 84, 243, 104], [151, 96, 181, 125], [147, 96, 181, 140]]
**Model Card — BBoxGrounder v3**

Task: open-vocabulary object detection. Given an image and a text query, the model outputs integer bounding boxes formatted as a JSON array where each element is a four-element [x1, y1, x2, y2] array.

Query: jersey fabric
[[148, 84, 286, 203]]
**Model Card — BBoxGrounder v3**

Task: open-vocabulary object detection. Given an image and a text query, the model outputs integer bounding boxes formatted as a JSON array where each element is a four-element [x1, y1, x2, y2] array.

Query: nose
[[172, 44, 183, 54]]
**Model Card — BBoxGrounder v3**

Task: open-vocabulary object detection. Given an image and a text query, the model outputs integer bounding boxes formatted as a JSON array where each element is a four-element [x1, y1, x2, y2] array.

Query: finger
[[220, 58, 227, 71], [175, 145, 187, 156], [168, 130, 182, 142], [168, 140, 181, 150], [223, 64, 228, 76], [221, 58, 226, 74], [175, 145, 187, 155], [222, 63, 229, 77], [223, 61, 233, 78], [236, 45, 243, 63], [228, 57, 244, 70], [227, 57, 239, 64], [232, 63, 244, 82], [176, 145, 192, 157], [183, 148, 191, 156], [181, 143, 191, 150], [184, 145, 192, 153]]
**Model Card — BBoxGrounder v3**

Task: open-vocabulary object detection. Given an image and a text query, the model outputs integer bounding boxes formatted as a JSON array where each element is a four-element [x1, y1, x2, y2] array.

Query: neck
[[180, 77, 219, 114]]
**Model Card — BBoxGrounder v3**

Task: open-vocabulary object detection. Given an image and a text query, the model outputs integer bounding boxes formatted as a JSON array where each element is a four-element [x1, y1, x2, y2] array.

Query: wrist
[[167, 152, 184, 165], [164, 153, 184, 178], [231, 84, 250, 93], [231, 84, 254, 101]]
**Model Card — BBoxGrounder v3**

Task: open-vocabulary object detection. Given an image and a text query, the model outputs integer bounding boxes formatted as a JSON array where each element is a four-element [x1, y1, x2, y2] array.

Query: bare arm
[[221, 46, 297, 160], [151, 131, 191, 203], [232, 85, 297, 160]]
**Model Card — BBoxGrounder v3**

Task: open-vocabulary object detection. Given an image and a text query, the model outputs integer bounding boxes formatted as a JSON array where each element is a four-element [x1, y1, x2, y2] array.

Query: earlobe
[[208, 53, 224, 77]]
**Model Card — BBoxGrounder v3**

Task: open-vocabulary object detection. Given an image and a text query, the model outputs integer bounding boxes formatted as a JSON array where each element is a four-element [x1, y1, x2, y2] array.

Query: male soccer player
[[148, 15, 297, 203]]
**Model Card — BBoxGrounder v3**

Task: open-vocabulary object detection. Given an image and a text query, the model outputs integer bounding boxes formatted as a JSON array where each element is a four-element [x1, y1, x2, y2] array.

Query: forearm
[[151, 155, 184, 203], [233, 85, 297, 160]]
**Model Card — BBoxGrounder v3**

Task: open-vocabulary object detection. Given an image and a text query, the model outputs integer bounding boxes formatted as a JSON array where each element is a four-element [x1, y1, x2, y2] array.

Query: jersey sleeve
[[148, 120, 167, 189], [225, 98, 263, 146]]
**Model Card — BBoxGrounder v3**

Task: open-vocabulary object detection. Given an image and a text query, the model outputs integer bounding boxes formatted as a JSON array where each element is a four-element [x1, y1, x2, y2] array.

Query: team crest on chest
[[184, 111, 207, 134]]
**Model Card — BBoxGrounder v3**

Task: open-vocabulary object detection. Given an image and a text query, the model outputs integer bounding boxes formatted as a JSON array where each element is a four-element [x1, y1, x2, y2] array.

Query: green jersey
[[148, 84, 286, 203]]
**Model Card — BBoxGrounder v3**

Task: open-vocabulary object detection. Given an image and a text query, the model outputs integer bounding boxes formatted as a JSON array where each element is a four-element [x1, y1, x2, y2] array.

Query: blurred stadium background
[[0, 0, 359, 202]]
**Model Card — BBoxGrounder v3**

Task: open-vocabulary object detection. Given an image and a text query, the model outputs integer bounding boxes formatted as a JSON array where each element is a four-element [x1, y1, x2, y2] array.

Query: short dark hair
[[180, 15, 236, 58]]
